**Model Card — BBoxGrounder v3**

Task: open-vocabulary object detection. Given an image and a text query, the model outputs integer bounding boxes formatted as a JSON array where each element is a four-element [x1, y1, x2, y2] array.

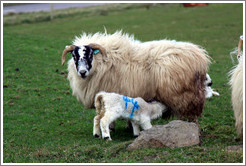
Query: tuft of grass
[[3, 3, 243, 163]]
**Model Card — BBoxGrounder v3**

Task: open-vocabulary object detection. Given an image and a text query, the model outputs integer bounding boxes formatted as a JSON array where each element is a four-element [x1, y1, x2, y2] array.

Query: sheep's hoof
[[94, 134, 100, 138], [133, 135, 139, 138], [235, 137, 241, 142]]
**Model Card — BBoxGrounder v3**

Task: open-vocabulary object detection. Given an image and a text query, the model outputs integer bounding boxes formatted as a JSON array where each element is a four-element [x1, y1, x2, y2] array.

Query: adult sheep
[[61, 31, 211, 124], [229, 36, 243, 140]]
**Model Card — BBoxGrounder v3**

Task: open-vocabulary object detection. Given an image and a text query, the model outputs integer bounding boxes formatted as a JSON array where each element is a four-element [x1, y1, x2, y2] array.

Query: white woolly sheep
[[229, 36, 243, 140], [93, 91, 167, 140], [61, 30, 210, 124]]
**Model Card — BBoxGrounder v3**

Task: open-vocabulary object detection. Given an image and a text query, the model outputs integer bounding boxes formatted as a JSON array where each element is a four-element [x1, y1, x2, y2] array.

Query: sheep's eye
[[72, 54, 76, 60]]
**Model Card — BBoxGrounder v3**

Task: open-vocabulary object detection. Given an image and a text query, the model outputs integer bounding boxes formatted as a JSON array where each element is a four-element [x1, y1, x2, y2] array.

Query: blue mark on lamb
[[122, 95, 139, 118]]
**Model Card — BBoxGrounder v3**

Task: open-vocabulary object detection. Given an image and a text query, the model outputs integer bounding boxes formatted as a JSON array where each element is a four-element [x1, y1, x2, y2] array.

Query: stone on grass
[[127, 120, 200, 150]]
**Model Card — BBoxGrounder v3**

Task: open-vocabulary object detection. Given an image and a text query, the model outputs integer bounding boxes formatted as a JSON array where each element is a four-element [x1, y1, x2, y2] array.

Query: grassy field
[[3, 3, 243, 163]]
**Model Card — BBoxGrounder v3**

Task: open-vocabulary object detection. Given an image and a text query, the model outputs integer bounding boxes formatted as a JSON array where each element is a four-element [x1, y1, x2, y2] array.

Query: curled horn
[[88, 43, 107, 57], [237, 36, 243, 59], [61, 45, 76, 65]]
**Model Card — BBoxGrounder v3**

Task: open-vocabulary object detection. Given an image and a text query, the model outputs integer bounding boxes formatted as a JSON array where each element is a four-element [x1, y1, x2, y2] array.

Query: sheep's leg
[[131, 121, 140, 137], [93, 115, 101, 138], [100, 113, 117, 141], [189, 118, 202, 146]]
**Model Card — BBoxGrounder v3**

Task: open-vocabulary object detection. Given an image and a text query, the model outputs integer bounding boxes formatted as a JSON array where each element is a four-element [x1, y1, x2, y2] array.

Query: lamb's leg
[[131, 121, 140, 137], [109, 121, 115, 132], [126, 120, 133, 132], [93, 115, 101, 138], [140, 117, 152, 130], [100, 113, 117, 141]]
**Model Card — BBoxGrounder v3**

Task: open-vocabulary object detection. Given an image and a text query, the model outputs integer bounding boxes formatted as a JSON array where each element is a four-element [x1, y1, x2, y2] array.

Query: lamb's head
[[61, 43, 106, 79], [205, 73, 212, 87]]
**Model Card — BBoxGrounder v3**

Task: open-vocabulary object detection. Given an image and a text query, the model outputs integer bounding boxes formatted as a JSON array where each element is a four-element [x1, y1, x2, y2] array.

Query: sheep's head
[[61, 43, 106, 79]]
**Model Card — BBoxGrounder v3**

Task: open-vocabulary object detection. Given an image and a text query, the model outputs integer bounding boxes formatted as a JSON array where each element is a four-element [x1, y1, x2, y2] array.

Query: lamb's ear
[[88, 43, 107, 57], [61, 45, 76, 65]]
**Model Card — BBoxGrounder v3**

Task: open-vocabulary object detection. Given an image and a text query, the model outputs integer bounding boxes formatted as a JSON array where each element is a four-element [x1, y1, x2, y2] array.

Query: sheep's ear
[[88, 43, 107, 57], [61, 45, 76, 65], [237, 36, 243, 59]]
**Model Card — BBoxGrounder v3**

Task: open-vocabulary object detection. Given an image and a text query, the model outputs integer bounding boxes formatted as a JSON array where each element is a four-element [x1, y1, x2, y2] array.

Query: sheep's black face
[[71, 46, 94, 79]]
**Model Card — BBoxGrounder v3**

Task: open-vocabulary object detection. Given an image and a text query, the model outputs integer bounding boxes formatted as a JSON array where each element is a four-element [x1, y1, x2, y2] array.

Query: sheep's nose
[[79, 70, 87, 78], [208, 81, 213, 87]]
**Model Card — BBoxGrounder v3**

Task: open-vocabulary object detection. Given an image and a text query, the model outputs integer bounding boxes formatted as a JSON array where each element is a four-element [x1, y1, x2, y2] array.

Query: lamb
[[205, 73, 220, 98], [229, 35, 243, 140], [61, 30, 210, 124], [93, 91, 167, 140]]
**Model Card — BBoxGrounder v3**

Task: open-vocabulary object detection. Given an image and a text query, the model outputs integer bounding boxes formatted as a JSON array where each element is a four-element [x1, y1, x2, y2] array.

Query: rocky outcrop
[[127, 120, 200, 150]]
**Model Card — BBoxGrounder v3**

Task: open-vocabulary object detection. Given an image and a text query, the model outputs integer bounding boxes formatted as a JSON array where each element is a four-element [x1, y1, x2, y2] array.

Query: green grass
[[3, 3, 157, 26], [3, 3, 243, 163]]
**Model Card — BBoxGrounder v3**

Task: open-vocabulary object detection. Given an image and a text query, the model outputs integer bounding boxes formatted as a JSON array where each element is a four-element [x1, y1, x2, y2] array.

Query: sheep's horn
[[88, 43, 107, 57], [61, 45, 76, 65], [237, 36, 243, 59]]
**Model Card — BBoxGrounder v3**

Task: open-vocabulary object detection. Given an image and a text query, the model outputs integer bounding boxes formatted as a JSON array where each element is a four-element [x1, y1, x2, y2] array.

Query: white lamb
[[205, 73, 220, 98], [93, 91, 167, 140]]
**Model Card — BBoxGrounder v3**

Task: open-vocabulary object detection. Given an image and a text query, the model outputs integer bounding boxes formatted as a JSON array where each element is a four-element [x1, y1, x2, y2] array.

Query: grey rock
[[127, 120, 200, 150]]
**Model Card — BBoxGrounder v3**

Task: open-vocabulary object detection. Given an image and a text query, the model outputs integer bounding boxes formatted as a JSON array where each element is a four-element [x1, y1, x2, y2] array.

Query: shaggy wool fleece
[[229, 56, 243, 139], [66, 31, 210, 121]]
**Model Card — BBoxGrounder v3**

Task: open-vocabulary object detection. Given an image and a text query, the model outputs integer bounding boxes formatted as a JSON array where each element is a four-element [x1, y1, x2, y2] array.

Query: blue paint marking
[[122, 96, 140, 118], [94, 49, 99, 55]]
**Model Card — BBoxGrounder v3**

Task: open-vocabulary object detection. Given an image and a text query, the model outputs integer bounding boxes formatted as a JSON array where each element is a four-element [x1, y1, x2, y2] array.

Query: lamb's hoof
[[133, 135, 139, 138], [109, 128, 115, 132], [109, 123, 115, 132], [94, 134, 100, 138], [103, 137, 112, 141]]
